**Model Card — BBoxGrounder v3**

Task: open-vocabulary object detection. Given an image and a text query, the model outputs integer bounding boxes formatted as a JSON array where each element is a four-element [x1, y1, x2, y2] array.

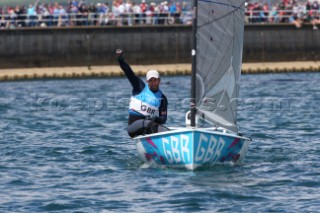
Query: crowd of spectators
[[246, 0, 320, 29], [0, 0, 319, 29], [0, 0, 193, 29]]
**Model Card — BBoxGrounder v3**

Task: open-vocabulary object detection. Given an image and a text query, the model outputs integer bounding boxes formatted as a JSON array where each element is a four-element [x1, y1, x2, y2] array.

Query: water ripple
[[1, 74, 320, 212]]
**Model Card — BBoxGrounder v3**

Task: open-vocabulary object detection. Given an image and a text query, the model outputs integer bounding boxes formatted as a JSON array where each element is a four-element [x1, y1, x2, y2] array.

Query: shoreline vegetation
[[0, 61, 319, 81]]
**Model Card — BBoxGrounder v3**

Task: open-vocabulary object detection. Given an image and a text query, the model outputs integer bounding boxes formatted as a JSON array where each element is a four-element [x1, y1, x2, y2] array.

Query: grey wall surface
[[0, 24, 319, 69], [244, 24, 320, 62]]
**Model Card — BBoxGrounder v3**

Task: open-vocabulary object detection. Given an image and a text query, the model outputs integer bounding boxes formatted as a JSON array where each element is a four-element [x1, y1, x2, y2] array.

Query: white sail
[[195, 0, 245, 133]]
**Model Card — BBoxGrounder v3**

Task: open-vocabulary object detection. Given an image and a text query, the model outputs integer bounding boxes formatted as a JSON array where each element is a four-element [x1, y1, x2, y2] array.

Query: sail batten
[[195, 0, 245, 133]]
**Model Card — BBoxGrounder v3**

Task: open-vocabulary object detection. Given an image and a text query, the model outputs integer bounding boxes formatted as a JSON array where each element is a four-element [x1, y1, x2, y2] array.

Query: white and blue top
[[118, 55, 168, 125], [129, 83, 163, 118]]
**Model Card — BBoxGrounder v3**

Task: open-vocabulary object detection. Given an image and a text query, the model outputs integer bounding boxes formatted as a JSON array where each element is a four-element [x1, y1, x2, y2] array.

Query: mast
[[190, 0, 198, 127]]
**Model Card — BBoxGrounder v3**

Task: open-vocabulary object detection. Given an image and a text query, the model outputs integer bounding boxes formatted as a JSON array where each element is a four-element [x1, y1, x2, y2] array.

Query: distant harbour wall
[[0, 24, 319, 69]]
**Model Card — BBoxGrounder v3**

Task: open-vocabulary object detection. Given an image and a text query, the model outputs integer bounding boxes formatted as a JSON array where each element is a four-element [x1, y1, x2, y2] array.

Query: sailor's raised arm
[[116, 49, 145, 94]]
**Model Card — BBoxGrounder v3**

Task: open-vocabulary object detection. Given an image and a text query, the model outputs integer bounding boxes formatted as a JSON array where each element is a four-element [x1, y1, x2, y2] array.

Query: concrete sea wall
[[0, 24, 319, 69]]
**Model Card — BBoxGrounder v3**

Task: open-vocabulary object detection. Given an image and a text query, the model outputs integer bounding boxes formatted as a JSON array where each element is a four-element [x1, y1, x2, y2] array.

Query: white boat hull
[[135, 127, 251, 170]]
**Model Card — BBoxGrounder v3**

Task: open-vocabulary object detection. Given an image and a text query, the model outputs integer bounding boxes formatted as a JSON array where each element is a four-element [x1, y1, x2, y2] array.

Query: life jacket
[[129, 84, 162, 118]]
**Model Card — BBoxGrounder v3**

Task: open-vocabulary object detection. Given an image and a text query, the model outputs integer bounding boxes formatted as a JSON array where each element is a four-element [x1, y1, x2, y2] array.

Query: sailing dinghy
[[135, 0, 251, 170]]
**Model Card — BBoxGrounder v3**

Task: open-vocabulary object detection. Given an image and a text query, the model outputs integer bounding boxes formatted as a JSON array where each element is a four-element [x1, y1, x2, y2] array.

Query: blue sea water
[[0, 73, 319, 212]]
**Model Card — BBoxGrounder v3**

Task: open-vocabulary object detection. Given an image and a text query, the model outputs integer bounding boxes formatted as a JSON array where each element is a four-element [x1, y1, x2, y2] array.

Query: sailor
[[116, 49, 168, 138]]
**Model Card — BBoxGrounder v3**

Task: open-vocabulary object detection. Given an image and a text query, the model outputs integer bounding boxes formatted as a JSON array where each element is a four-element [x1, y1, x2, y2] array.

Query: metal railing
[[1, 12, 191, 28]]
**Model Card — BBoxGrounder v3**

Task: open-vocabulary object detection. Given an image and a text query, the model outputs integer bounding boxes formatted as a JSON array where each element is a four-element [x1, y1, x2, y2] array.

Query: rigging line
[[198, 0, 245, 10]]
